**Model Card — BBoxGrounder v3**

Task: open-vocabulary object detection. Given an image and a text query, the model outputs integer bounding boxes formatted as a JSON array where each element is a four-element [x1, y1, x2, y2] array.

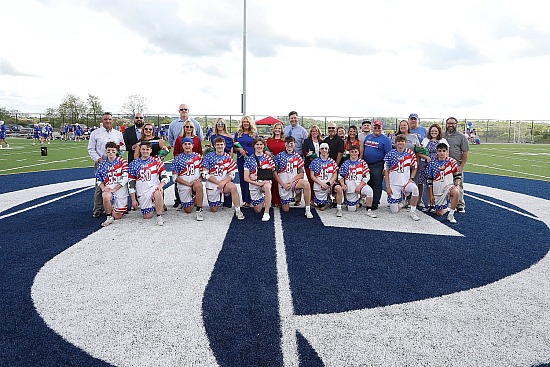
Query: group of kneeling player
[[95, 134, 461, 227]]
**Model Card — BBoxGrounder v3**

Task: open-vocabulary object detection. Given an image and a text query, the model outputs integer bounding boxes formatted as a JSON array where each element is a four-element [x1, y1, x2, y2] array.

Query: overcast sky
[[1, 0, 549, 120]]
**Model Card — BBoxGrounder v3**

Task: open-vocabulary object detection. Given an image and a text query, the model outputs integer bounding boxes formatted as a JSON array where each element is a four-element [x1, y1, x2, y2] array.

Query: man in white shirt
[[88, 112, 125, 218]]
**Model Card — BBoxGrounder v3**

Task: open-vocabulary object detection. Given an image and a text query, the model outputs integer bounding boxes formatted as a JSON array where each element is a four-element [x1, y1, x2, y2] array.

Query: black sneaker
[[456, 207, 465, 213], [172, 202, 181, 208]]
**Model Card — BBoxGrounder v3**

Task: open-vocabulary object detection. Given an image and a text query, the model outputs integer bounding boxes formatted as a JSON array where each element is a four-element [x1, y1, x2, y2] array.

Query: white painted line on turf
[[2, 156, 91, 172], [464, 193, 539, 221], [0, 186, 93, 220], [0, 178, 95, 213], [294, 184, 550, 366], [468, 163, 550, 180], [275, 208, 299, 367]]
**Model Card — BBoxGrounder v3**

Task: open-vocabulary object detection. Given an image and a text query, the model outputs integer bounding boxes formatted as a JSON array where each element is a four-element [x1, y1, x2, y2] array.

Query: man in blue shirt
[[359, 120, 392, 210]]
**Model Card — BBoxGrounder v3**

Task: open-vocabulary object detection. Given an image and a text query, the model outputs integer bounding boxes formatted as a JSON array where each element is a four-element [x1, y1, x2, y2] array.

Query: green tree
[[87, 94, 103, 125], [122, 94, 148, 116], [57, 94, 86, 124]]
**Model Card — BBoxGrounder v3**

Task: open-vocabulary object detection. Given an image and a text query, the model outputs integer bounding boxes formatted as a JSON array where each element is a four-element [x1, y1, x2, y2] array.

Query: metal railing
[[3, 113, 550, 144]]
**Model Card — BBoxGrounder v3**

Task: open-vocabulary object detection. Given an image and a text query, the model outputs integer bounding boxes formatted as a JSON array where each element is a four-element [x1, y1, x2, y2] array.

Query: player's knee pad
[[390, 203, 400, 214], [348, 204, 357, 212], [406, 183, 419, 197], [361, 185, 373, 197]]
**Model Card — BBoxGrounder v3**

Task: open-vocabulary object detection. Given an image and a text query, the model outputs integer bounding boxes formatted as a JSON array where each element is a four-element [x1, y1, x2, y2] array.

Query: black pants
[[367, 161, 384, 209]]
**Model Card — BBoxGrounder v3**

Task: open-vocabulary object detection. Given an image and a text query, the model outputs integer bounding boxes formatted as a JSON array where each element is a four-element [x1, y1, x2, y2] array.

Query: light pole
[[242, 0, 247, 115]]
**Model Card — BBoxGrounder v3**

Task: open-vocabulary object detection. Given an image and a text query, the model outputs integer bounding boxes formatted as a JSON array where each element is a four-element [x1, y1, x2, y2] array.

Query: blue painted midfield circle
[[1, 170, 549, 366]]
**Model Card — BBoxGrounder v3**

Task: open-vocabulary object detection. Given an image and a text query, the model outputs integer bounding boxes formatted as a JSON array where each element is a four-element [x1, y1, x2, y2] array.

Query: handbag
[[254, 154, 274, 180]]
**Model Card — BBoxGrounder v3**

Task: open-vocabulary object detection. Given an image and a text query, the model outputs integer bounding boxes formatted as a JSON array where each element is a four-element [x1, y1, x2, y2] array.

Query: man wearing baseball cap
[[359, 120, 392, 210]]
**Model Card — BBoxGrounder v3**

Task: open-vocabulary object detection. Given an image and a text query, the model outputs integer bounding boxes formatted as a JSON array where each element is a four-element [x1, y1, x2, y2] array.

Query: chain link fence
[[3, 113, 550, 144]]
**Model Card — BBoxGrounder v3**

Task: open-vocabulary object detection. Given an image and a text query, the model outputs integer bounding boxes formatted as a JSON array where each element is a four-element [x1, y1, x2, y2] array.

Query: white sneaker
[[336, 209, 343, 217], [262, 213, 270, 222], [305, 210, 313, 219], [418, 201, 425, 208], [196, 210, 204, 221], [410, 211, 420, 221], [175, 204, 183, 211], [366, 210, 377, 218], [236, 210, 245, 220], [156, 215, 164, 226], [447, 212, 457, 224], [101, 216, 114, 227]]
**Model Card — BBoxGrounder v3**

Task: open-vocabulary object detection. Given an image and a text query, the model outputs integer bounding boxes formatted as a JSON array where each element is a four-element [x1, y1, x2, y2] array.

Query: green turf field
[[467, 143, 550, 182], [1, 137, 549, 182]]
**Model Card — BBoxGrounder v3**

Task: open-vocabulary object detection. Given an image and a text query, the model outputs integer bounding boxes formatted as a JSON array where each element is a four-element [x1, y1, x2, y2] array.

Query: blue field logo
[[1, 170, 550, 366]]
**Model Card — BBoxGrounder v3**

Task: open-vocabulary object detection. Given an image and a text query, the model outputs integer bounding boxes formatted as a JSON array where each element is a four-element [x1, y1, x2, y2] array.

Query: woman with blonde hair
[[234, 115, 258, 207], [174, 120, 203, 157], [209, 117, 234, 156], [266, 121, 286, 206]]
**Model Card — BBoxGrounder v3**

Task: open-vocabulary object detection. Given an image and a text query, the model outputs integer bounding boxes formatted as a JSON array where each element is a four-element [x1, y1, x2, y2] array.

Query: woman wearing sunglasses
[[209, 118, 234, 156], [174, 120, 203, 157], [134, 122, 168, 159]]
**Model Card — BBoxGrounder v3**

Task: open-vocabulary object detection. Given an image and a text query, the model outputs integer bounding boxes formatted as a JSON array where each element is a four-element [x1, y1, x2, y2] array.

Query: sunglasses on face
[[179, 108, 189, 112], [135, 117, 144, 119], [143, 128, 153, 131], [320, 147, 329, 150], [185, 125, 193, 128], [216, 123, 225, 126], [327, 127, 336, 130]]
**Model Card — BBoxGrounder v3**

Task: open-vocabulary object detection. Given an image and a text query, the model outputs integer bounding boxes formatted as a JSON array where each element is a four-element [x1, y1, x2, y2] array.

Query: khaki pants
[[457, 168, 465, 209]]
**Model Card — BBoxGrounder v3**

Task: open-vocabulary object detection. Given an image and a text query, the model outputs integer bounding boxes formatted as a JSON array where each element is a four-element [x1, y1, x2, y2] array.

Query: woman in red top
[[173, 120, 203, 157], [266, 122, 286, 206]]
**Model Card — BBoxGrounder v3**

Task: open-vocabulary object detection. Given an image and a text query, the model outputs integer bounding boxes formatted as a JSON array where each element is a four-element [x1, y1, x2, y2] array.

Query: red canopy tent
[[255, 116, 283, 125]]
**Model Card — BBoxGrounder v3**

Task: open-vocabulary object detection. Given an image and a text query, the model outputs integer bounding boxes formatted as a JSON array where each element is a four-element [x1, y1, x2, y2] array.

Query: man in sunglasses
[[123, 112, 145, 165], [168, 104, 204, 208], [168, 104, 204, 148], [359, 120, 392, 211]]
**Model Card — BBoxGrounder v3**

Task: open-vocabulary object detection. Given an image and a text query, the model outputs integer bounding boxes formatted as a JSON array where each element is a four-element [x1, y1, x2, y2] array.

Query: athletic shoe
[[172, 202, 181, 208], [456, 207, 466, 213], [418, 201, 425, 208], [262, 213, 270, 222], [175, 204, 183, 211], [366, 210, 377, 218], [163, 205, 168, 212], [196, 210, 204, 221], [402, 200, 409, 209], [447, 212, 457, 224], [236, 210, 245, 220], [336, 209, 343, 217], [101, 216, 114, 227], [305, 210, 313, 219], [293, 201, 301, 207], [92, 211, 102, 218], [156, 215, 164, 226], [410, 211, 420, 221]]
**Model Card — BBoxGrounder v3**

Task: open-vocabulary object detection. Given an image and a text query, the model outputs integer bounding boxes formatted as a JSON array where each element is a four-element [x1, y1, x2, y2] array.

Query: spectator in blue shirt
[[359, 120, 392, 210]]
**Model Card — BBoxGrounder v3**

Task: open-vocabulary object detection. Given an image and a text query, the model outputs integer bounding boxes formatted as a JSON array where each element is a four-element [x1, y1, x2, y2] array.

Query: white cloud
[[1, 0, 550, 120]]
